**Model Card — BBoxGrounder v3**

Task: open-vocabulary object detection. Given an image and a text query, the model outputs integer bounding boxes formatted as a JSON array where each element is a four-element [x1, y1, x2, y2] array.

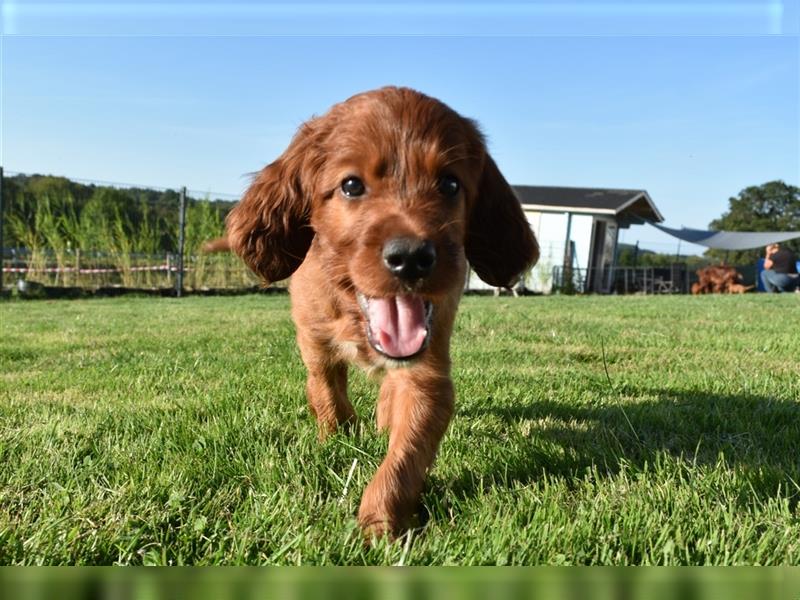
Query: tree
[[616, 244, 709, 268], [707, 180, 800, 264]]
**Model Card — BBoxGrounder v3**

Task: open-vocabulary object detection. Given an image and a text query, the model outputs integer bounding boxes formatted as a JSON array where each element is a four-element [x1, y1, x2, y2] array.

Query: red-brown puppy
[[227, 86, 538, 537]]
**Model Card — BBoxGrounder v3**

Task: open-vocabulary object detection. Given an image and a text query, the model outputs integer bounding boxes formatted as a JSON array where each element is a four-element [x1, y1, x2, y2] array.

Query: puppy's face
[[308, 92, 483, 359], [313, 91, 477, 297], [227, 87, 538, 360]]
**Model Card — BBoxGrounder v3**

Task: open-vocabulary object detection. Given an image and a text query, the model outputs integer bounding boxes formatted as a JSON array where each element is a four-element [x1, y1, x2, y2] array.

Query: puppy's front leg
[[358, 369, 454, 537], [297, 334, 357, 438]]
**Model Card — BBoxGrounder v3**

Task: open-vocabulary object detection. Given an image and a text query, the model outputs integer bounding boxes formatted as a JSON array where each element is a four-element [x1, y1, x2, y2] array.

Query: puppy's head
[[227, 87, 538, 359]]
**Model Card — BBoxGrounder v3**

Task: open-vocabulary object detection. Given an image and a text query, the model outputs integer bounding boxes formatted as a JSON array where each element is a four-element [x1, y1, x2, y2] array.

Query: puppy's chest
[[328, 311, 377, 368]]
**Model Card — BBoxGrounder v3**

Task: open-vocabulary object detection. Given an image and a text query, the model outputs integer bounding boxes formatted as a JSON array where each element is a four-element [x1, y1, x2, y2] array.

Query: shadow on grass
[[447, 387, 800, 504]]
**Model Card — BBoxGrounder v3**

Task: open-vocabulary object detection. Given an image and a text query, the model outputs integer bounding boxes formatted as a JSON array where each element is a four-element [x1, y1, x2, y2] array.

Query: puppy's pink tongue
[[367, 296, 427, 358]]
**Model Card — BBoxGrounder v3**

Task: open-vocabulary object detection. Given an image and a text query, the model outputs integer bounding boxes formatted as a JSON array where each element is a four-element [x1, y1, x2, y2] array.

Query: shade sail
[[650, 223, 800, 250]]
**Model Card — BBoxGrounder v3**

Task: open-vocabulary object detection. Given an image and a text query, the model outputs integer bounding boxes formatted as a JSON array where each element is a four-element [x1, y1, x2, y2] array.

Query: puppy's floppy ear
[[465, 154, 539, 287], [226, 121, 321, 284]]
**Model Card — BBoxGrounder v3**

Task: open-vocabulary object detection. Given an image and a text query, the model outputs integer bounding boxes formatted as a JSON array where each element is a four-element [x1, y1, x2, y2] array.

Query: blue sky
[[2, 1, 799, 254]]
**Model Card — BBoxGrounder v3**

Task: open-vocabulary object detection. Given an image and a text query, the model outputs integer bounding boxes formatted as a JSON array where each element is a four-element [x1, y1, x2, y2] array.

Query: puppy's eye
[[438, 175, 460, 198], [341, 176, 366, 198]]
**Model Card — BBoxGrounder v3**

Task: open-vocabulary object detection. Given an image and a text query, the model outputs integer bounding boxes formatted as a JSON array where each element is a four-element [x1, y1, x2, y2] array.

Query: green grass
[[1, 293, 798, 565]]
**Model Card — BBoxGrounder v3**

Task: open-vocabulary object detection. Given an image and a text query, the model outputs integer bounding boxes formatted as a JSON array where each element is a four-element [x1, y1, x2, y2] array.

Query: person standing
[[761, 243, 800, 292]]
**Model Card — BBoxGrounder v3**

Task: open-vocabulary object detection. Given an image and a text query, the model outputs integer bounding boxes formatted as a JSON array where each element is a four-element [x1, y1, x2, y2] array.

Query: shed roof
[[512, 185, 664, 225]]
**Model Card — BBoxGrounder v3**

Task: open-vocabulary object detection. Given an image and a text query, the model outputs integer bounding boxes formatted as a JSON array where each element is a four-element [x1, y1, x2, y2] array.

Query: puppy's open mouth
[[357, 293, 433, 360]]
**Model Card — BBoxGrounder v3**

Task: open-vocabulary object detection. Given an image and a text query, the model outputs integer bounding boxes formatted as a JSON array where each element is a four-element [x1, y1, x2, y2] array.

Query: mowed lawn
[[1, 293, 798, 565]]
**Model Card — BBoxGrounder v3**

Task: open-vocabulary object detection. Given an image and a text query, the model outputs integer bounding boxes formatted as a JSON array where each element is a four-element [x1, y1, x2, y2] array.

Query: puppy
[[226, 87, 538, 537]]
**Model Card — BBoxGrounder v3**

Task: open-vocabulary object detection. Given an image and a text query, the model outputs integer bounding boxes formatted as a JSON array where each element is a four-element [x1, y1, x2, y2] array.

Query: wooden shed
[[467, 185, 663, 293]]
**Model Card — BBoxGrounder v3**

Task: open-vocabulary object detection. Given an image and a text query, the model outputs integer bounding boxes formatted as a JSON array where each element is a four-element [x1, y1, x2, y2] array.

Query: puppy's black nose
[[382, 237, 437, 281]]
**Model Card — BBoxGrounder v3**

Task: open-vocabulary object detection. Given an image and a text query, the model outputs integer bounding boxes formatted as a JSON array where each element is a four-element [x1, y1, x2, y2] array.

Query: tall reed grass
[[5, 186, 259, 290]]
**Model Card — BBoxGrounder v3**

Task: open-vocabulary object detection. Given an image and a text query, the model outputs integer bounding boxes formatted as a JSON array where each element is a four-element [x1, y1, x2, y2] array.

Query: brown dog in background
[[224, 87, 538, 537], [693, 265, 751, 294]]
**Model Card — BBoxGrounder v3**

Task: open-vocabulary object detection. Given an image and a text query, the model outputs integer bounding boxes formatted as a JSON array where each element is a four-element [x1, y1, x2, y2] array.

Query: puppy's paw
[[357, 500, 402, 541]]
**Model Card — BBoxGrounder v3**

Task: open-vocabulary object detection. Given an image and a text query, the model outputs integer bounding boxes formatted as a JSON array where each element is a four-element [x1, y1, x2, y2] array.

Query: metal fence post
[[167, 253, 173, 287], [0, 166, 4, 292], [176, 186, 187, 297]]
